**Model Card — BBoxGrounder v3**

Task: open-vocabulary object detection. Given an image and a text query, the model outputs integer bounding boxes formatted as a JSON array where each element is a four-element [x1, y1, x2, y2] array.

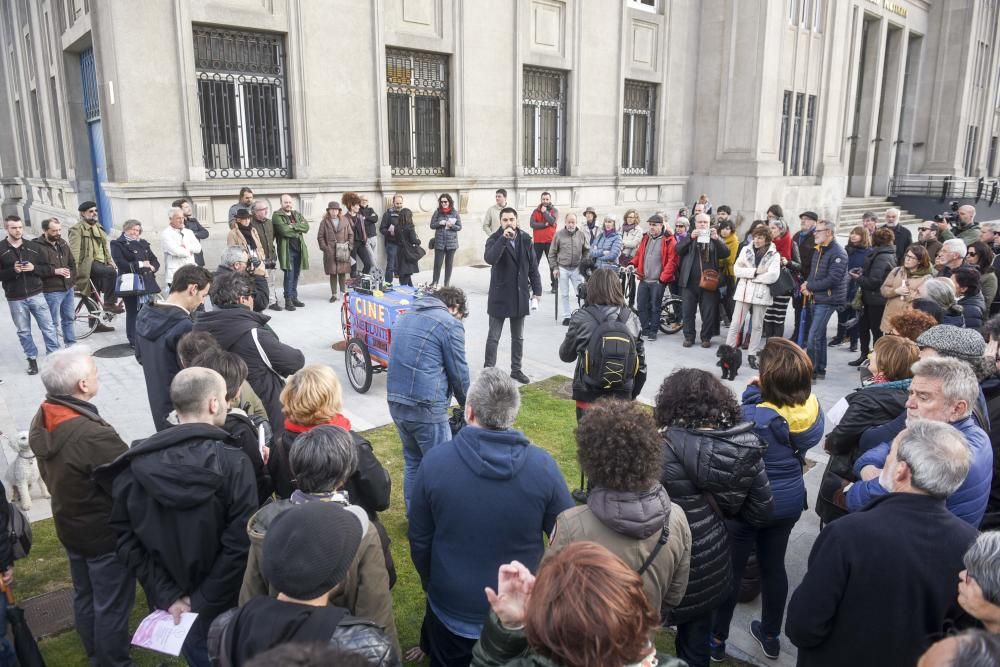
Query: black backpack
[[582, 307, 639, 392]]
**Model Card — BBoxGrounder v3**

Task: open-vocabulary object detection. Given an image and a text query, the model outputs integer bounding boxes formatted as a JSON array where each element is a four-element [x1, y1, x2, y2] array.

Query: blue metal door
[[80, 48, 112, 232]]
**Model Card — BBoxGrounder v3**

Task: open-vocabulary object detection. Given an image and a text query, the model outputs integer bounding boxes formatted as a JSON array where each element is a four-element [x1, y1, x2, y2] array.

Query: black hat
[[799, 211, 819, 222], [327, 201, 342, 210], [262, 502, 363, 600], [78, 201, 98, 213], [234, 208, 251, 219], [647, 214, 665, 225]]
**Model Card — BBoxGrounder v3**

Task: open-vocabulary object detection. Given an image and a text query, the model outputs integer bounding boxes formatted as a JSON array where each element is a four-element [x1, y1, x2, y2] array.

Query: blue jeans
[[806, 303, 837, 374], [391, 410, 452, 513], [385, 243, 398, 283], [67, 549, 136, 667], [636, 281, 665, 335], [8, 293, 59, 358], [283, 248, 301, 300], [44, 287, 77, 345]]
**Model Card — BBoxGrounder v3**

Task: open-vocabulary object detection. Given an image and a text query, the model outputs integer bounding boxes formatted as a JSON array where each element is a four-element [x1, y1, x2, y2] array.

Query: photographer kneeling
[[215, 245, 269, 313]]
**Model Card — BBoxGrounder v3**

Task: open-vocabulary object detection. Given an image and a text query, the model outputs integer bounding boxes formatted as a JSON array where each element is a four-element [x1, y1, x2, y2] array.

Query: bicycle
[[73, 279, 122, 340], [575, 267, 683, 335]]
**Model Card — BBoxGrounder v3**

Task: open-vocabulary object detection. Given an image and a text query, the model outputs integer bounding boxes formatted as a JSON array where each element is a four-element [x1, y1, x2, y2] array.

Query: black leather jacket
[[824, 381, 909, 457], [558, 304, 646, 402]]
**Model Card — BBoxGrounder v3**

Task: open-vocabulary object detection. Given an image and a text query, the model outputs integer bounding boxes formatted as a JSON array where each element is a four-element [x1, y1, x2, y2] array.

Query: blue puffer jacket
[[742, 386, 824, 520], [847, 415, 994, 527], [590, 230, 622, 270], [807, 240, 849, 306]]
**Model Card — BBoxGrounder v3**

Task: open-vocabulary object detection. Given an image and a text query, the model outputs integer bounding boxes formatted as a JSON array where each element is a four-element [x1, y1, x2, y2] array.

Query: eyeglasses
[[904, 254, 916, 260], [968, 251, 978, 257], [439, 200, 449, 204]]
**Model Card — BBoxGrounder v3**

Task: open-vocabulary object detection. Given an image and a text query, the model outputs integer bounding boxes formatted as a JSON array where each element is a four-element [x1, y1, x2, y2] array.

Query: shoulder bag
[[698, 253, 720, 291], [249, 328, 287, 385]]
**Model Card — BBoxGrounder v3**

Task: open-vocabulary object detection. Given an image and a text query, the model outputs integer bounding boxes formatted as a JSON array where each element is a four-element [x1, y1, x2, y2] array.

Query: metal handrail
[[888, 174, 1000, 201]]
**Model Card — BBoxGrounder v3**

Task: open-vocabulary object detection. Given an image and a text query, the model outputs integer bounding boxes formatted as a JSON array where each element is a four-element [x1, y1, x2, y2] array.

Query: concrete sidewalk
[[0, 263, 865, 666]]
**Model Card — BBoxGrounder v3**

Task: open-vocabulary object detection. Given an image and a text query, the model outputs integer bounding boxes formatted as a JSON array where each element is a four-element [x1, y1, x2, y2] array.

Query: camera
[[247, 256, 262, 271], [264, 259, 276, 270], [932, 201, 960, 226]]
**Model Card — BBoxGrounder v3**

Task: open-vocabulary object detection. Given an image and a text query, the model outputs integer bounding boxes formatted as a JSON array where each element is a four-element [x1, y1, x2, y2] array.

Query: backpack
[[8, 504, 31, 560], [582, 307, 639, 392]]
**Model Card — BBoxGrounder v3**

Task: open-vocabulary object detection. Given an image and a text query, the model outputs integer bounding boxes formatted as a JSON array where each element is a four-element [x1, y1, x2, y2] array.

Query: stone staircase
[[836, 196, 922, 235]]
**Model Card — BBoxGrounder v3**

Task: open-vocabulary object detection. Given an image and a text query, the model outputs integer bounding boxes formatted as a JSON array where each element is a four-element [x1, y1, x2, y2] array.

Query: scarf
[[284, 413, 352, 434], [604, 227, 616, 238], [622, 222, 638, 234], [238, 224, 257, 249], [772, 231, 793, 260]]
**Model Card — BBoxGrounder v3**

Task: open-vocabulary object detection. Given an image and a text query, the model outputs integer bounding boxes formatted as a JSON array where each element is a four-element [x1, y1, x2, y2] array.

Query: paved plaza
[[0, 262, 872, 666]]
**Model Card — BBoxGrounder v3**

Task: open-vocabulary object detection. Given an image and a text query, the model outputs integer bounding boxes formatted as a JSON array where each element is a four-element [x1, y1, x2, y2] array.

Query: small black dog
[[717, 344, 742, 381]]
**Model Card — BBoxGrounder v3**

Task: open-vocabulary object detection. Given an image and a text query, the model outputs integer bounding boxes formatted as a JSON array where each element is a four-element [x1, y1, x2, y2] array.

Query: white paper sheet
[[131, 610, 198, 656]]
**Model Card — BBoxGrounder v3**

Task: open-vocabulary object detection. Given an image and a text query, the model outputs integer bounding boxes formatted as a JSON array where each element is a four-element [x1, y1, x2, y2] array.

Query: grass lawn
[[23, 376, 745, 666]]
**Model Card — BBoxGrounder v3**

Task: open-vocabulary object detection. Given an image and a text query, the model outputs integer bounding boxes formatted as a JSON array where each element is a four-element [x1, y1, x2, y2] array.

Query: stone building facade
[[0, 0, 994, 275]]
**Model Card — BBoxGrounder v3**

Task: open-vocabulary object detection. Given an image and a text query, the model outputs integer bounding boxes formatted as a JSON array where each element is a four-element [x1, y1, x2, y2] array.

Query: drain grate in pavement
[[94, 343, 136, 359], [21, 588, 75, 639]]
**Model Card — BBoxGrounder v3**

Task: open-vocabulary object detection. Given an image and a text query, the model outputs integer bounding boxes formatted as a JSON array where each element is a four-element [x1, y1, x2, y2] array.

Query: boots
[[26, 358, 38, 375], [848, 353, 868, 367], [284, 300, 296, 311]]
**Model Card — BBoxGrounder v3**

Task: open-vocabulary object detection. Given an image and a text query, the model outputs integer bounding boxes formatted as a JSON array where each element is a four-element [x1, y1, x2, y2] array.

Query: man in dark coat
[[96, 367, 257, 667], [675, 213, 730, 348], [134, 264, 212, 431], [193, 271, 305, 440], [484, 207, 542, 385], [786, 420, 978, 667], [29, 346, 134, 667], [884, 207, 912, 263], [800, 220, 848, 379], [791, 212, 817, 343]]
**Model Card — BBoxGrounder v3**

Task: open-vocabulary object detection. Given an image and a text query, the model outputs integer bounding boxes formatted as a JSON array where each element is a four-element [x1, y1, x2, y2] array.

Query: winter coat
[[548, 485, 691, 614], [161, 225, 202, 286], [741, 386, 824, 520], [529, 205, 558, 244], [271, 209, 310, 271], [981, 271, 998, 310], [879, 267, 932, 332], [250, 216, 276, 260], [787, 493, 977, 667], [484, 228, 542, 319], [619, 224, 643, 263], [408, 425, 573, 628], [430, 208, 462, 252], [360, 206, 379, 240], [732, 244, 781, 306], [35, 236, 77, 293], [979, 373, 1000, 530], [720, 231, 740, 277], [134, 302, 194, 431], [95, 423, 257, 617], [213, 264, 269, 314], [238, 494, 399, 656], [547, 227, 588, 271], [918, 238, 942, 264], [193, 306, 305, 440], [659, 423, 773, 623], [558, 304, 646, 403], [0, 238, 51, 300], [843, 243, 870, 306], [386, 295, 470, 422], [226, 226, 267, 277], [629, 233, 679, 284], [823, 380, 910, 456], [675, 235, 730, 289], [793, 228, 816, 280], [958, 292, 986, 330], [482, 204, 504, 236], [68, 220, 112, 292], [885, 223, 913, 261], [209, 595, 399, 667], [380, 208, 403, 246], [806, 240, 849, 306], [396, 221, 423, 276], [28, 395, 128, 557], [110, 235, 161, 294], [316, 215, 354, 275], [184, 217, 210, 267], [857, 245, 897, 307], [589, 230, 622, 270]]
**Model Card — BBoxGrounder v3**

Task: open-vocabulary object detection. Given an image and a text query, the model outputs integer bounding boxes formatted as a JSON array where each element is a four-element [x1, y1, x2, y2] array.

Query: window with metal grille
[[621, 80, 655, 174], [523, 67, 566, 176], [193, 26, 292, 179], [802, 95, 816, 176], [779, 90, 791, 175], [386, 48, 449, 176], [790, 93, 804, 176]]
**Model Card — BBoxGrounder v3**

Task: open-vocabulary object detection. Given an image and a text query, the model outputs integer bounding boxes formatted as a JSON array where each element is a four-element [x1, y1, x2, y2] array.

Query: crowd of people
[[1, 190, 1000, 667]]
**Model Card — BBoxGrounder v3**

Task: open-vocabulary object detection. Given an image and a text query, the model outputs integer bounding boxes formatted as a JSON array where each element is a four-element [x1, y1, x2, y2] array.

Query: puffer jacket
[[959, 292, 986, 330], [589, 230, 622, 270], [824, 379, 910, 456], [806, 240, 849, 306], [547, 485, 691, 615], [558, 304, 646, 403], [238, 493, 399, 656], [732, 243, 781, 306], [209, 596, 399, 667], [660, 423, 773, 623], [857, 245, 897, 306], [430, 208, 462, 251], [742, 386, 824, 520]]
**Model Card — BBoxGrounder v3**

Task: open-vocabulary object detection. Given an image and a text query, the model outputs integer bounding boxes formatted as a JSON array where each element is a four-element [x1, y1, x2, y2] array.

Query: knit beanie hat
[[915, 325, 986, 362], [262, 501, 363, 600]]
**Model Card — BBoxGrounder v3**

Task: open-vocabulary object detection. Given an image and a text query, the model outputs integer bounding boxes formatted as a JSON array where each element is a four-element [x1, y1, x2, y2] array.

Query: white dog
[[3, 431, 49, 512]]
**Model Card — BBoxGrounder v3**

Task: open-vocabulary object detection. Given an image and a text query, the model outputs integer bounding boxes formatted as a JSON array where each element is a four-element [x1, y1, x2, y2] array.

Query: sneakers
[[647, 332, 657, 341], [510, 370, 530, 384], [709, 636, 726, 662], [562, 318, 570, 326], [749, 620, 780, 660], [26, 358, 38, 376]]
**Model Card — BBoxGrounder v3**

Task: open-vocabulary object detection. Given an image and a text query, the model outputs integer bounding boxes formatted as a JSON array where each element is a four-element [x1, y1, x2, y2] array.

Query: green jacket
[[68, 220, 113, 292], [271, 209, 310, 271]]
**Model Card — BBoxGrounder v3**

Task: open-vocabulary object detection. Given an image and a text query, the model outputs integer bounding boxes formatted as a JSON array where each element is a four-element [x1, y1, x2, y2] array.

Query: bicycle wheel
[[659, 296, 684, 335], [73, 294, 102, 340]]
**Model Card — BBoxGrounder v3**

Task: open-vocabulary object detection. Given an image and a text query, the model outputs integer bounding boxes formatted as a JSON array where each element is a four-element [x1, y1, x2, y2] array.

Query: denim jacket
[[387, 295, 470, 422]]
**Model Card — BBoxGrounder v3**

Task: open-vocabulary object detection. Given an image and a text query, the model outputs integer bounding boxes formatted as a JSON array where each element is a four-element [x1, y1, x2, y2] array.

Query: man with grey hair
[[787, 419, 978, 667], [379, 193, 404, 283], [162, 206, 202, 290], [883, 206, 912, 262], [847, 357, 994, 526], [676, 212, 730, 347], [958, 531, 1000, 633], [407, 368, 572, 666], [935, 238, 967, 278], [29, 346, 134, 666], [97, 367, 257, 667], [547, 211, 588, 324], [214, 245, 268, 313], [919, 629, 1000, 667], [249, 200, 282, 311]]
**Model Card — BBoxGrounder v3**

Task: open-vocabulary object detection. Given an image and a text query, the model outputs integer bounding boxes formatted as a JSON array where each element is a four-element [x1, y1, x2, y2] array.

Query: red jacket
[[630, 233, 678, 284], [529, 206, 558, 244]]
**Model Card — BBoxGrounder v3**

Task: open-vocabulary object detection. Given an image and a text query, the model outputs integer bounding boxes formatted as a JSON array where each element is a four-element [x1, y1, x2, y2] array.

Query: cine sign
[[353, 297, 387, 324]]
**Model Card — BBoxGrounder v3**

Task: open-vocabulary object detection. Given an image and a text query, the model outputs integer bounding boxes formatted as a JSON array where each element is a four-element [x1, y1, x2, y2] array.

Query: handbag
[[698, 253, 720, 291], [429, 237, 436, 251], [335, 242, 350, 263], [115, 272, 145, 296], [412, 243, 427, 260], [769, 267, 795, 298]]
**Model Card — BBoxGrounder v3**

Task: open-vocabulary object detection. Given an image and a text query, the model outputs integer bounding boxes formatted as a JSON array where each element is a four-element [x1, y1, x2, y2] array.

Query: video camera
[[933, 201, 961, 228], [352, 268, 393, 295]]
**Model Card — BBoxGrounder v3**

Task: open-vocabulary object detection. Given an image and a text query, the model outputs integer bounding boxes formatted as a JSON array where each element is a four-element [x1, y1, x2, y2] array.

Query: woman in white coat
[[726, 225, 781, 368]]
